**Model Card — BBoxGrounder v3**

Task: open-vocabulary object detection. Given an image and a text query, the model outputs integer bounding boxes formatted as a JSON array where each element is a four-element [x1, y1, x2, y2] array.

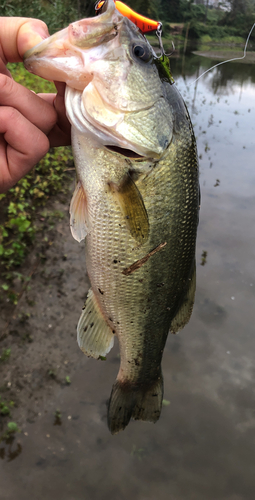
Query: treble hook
[[155, 23, 175, 59]]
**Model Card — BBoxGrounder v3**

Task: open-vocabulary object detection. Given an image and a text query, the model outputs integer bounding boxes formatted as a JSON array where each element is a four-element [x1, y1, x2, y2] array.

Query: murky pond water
[[1, 53, 255, 499]]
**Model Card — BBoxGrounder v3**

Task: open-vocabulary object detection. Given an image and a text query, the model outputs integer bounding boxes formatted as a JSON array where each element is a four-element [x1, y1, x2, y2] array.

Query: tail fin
[[107, 375, 163, 435]]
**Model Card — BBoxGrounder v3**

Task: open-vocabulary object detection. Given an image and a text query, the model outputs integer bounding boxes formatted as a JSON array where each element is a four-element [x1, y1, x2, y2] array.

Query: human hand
[[0, 17, 71, 193]]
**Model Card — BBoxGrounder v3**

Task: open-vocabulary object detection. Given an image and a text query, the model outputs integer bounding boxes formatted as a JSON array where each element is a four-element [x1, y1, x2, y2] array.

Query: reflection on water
[[1, 54, 255, 499], [171, 50, 255, 87]]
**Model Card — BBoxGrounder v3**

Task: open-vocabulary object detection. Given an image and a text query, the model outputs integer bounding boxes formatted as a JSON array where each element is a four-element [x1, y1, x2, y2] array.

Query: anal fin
[[170, 260, 196, 334], [77, 288, 114, 359]]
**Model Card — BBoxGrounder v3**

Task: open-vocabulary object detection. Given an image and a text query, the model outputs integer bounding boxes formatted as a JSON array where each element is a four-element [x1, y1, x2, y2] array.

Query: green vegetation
[[0, 397, 15, 416], [54, 409, 62, 425], [65, 375, 71, 384], [0, 399, 17, 444], [0, 349, 11, 363], [162, 398, 170, 406], [0, 421, 20, 443], [112, 0, 255, 43], [48, 369, 57, 379], [6, 422, 19, 434]]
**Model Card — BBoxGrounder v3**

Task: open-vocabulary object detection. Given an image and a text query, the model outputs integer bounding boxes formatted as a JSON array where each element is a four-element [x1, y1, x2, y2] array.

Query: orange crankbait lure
[[95, 0, 161, 34]]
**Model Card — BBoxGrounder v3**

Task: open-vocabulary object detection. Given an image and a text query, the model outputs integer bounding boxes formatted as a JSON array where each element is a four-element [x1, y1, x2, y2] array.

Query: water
[[1, 54, 255, 499]]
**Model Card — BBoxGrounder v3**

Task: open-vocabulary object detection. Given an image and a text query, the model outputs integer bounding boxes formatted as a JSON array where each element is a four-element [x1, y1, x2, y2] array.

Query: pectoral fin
[[77, 288, 114, 359], [70, 180, 88, 242], [170, 261, 196, 334], [109, 173, 149, 245]]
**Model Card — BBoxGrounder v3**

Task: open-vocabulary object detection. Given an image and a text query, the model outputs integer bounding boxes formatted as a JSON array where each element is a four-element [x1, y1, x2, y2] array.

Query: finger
[[37, 93, 56, 106], [0, 74, 57, 135], [38, 87, 71, 147], [52, 83, 71, 141], [47, 123, 71, 147], [0, 58, 12, 78], [0, 106, 49, 192], [0, 18, 49, 63], [54, 81, 66, 97]]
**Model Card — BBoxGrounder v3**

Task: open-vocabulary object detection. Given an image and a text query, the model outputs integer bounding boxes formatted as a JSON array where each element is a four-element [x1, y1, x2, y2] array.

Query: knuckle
[[48, 108, 58, 129], [33, 133, 50, 158], [3, 106, 19, 124], [0, 73, 14, 95]]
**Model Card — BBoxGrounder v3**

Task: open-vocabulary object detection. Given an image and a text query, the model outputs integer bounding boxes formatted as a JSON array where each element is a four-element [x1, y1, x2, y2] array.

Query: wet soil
[[0, 180, 90, 436]]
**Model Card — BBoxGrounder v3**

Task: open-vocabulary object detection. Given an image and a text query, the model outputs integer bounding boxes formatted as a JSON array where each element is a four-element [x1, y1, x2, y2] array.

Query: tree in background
[[0, 0, 254, 40], [222, 0, 255, 36], [123, 0, 160, 18]]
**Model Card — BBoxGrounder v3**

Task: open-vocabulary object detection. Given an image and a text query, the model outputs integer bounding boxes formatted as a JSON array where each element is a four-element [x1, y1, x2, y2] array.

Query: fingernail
[[19, 21, 50, 56], [31, 22, 50, 40]]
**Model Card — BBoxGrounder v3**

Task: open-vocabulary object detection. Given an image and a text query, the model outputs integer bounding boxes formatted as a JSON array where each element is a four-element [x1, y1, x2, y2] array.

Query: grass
[[0, 349, 11, 363], [0, 421, 20, 443], [199, 35, 246, 46], [0, 396, 15, 416]]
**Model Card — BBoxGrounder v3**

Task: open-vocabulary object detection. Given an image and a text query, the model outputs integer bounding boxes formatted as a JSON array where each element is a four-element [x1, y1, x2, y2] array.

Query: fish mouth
[[105, 145, 145, 159]]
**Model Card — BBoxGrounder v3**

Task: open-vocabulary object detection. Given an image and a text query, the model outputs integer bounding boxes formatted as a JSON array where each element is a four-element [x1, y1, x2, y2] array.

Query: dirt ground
[[0, 178, 91, 436]]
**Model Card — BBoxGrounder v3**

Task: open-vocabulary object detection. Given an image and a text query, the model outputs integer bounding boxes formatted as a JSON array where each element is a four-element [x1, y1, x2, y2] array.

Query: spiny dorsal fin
[[170, 261, 196, 334], [70, 180, 88, 242], [109, 173, 149, 245], [77, 288, 114, 359]]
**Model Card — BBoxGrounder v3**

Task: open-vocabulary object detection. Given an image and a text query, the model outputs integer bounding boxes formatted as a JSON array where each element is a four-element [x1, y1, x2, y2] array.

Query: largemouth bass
[[24, 0, 199, 434]]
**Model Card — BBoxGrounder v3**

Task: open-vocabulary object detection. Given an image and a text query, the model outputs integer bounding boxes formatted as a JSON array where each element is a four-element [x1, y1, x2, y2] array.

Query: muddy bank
[[0, 180, 90, 436]]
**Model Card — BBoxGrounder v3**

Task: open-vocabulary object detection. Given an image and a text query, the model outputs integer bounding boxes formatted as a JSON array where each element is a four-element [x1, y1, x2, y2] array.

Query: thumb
[[18, 19, 50, 58], [0, 18, 49, 63]]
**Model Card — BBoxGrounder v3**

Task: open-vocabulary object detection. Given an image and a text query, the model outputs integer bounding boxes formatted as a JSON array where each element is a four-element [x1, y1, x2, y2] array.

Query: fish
[[24, 0, 199, 434]]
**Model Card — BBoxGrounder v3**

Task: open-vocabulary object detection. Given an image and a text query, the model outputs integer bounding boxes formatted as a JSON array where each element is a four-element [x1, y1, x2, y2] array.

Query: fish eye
[[132, 43, 151, 62]]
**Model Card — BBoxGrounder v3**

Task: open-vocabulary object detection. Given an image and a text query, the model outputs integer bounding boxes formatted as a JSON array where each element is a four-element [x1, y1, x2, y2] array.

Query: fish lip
[[105, 145, 146, 160]]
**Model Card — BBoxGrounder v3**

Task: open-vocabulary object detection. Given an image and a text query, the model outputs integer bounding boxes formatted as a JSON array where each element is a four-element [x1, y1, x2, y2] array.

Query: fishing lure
[[95, 0, 161, 34], [95, 0, 171, 58]]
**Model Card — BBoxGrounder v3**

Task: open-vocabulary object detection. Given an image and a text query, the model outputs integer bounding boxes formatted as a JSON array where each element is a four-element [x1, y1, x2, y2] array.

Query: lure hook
[[94, 0, 174, 58], [155, 23, 174, 59]]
